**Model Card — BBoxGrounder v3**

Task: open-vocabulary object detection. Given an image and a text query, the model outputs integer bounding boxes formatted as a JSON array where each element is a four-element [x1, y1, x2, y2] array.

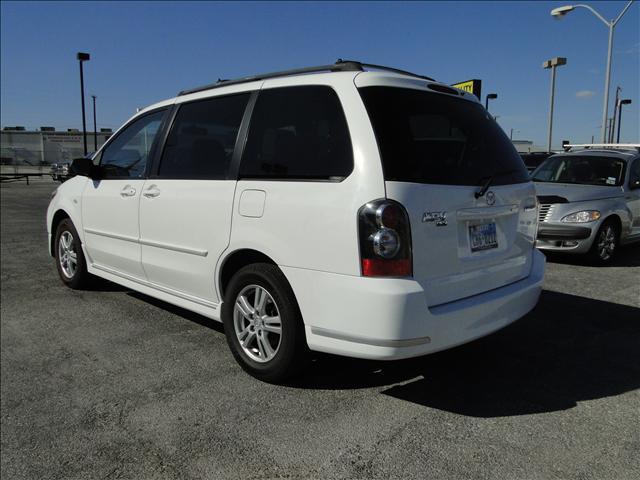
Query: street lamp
[[543, 57, 567, 152], [485, 93, 498, 112], [551, 1, 635, 142], [76, 52, 90, 155], [91, 95, 97, 152], [616, 99, 632, 143]]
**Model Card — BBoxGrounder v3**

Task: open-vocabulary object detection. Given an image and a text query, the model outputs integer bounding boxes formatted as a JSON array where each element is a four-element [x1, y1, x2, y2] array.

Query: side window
[[239, 86, 353, 180], [158, 93, 250, 179], [100, 110, 166, 178], [630, 158, 640, 187]]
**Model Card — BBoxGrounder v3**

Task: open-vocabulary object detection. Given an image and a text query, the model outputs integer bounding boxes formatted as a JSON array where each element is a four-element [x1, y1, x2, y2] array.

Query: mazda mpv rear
[[47, 61, 544, 382]]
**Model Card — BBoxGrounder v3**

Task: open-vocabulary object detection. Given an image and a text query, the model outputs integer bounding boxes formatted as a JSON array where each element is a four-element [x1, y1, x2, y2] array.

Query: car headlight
[[561, 210, 601, 223]]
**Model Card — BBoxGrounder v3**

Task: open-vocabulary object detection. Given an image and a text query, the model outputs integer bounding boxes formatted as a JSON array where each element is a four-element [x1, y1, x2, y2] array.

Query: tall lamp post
[[543, 57, 567, 152], [616, 99, 632, 143], [485, 93, 498, 112], [77, 52, 90, 155], [609, 86, 621, 143], [551, 1, 635, 142], [91, 95, 97, 152]]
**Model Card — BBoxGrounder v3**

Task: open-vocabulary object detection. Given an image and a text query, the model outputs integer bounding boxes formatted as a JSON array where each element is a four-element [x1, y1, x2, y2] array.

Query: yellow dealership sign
[[451, 79, 482, 100]]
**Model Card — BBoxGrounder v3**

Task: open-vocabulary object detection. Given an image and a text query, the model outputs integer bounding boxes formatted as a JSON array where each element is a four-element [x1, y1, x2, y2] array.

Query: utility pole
[[543, 57, 567, 152], [617, 99, 632, 143], [609, 87, 621, 143], [76, 52, 90, 155], [91, 95, 97, 152], [550, 1, 635, 142]]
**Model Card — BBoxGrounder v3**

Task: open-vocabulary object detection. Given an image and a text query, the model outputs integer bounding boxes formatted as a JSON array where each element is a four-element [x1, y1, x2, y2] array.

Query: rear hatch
[[358, 84, 537, 307]]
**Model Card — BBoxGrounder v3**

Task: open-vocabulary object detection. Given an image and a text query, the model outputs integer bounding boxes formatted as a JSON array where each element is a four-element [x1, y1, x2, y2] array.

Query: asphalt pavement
[[2, 179, 639, 480]]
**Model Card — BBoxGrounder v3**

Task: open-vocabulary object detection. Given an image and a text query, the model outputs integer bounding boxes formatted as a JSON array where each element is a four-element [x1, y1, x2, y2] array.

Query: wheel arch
[[602, 213, 622, 233], [217, 248, 279, 300], [50, 209, 72, 257]]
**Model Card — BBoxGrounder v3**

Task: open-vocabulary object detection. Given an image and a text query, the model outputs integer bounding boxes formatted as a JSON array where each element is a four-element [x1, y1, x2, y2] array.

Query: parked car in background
[[50, 162, 70, 182], [532, 144, 640, 264], [47, 60, 545, 382], [520, 152, 553, 172]]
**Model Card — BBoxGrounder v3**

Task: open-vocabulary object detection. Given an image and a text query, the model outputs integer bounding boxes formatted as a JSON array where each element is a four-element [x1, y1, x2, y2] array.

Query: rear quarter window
[[239, 86, 353, 181], [359, 87, 529, 186]]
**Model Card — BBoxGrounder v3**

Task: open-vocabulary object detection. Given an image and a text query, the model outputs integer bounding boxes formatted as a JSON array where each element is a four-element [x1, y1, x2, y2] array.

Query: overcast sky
[[1, 1, 638, 148]]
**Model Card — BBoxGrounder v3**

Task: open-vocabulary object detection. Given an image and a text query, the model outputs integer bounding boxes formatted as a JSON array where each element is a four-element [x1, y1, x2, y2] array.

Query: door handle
[[120, 186, 136, 197], [143, 185, 161, 198]]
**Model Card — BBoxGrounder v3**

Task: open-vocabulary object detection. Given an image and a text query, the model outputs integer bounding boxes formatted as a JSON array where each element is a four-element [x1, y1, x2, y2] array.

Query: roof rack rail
[[563, 143, 640, 152], [177, 59, 435, 96], [336, 59, 435, 82]]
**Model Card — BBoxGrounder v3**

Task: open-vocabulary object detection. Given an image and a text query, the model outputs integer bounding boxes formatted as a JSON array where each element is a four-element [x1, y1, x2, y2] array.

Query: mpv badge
[[422, 211, 447, 226], [486, 191, 496, 206]]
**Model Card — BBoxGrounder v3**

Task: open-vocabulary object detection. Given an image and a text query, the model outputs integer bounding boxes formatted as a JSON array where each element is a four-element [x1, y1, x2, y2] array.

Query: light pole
[[609, 86, 621, 142], [551, 1, 635, 142], [91, 95, 97, 152], [485, 93, 497, 112], [76, 52, 90, 155], [616, 99, 632, 143], [543, 57, 567, 152]]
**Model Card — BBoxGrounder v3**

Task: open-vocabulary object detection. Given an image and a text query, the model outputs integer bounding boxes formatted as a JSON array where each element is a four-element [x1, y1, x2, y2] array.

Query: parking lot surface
[[2, 180, 639, 480]]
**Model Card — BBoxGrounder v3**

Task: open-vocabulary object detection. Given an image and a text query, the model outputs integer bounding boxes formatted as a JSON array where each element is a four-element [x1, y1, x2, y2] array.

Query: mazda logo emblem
[[486, 191, 496, 205]]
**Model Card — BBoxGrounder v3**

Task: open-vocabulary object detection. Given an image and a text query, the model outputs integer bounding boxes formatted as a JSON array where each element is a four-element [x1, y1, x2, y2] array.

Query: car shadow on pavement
[[543, 244, 640, 267], [126, 291, 226, 334], [294, 290, 640, 417]]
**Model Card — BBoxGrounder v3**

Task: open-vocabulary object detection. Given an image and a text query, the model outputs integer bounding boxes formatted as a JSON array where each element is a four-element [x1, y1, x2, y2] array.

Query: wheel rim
[[233, 284, 282, 363], [58, 230, 78, 279], [596, 226, 616, 260]]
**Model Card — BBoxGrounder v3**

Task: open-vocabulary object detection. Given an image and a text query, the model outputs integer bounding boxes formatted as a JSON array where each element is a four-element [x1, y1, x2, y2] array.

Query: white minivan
[[47, 61, 545, 382]]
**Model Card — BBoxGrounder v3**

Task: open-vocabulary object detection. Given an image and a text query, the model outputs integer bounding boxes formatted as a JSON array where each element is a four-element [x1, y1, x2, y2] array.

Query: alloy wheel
[[596, 226, 616, 261], [58, 231, 78, 279], [233, 284, 282, 363]]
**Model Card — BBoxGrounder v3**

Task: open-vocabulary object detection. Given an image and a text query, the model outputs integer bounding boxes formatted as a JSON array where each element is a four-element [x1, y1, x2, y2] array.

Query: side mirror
[[69, 157, 97, 178]]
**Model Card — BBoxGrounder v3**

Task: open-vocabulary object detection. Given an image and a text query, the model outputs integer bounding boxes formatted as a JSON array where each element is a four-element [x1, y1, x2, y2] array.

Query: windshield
[[358, 87, 529, 186], [532, 155, 626, 186]]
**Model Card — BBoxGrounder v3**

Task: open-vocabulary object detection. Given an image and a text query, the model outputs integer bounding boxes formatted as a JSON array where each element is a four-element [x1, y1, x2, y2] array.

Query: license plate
[[469, 222, 498, 252]]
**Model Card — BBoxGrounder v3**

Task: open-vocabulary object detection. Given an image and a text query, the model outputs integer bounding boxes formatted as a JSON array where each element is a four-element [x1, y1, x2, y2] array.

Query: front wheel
[[222, 263, 308, 383], [588, 220, 619, 265], [55, 218, 91, 289]]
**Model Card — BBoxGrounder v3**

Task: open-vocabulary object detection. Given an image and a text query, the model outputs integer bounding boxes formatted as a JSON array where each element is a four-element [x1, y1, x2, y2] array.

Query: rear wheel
[[222, 263, 308, 383], [588, 220, 619, 265], [55, 218, 91, 289]]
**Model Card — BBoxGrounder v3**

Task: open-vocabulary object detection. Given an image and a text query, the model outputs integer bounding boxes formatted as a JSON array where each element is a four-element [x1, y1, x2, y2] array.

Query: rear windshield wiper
[[475, 169, 519, 199]]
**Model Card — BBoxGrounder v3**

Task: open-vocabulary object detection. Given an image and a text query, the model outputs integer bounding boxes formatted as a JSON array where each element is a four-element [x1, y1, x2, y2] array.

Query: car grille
[[538, 204, 555, 222]]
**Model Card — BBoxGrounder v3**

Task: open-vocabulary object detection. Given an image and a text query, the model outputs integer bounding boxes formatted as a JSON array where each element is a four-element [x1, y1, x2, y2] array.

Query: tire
[[222, 263, 308, 383], [588, 220, 619, 265], [54, 218, 91, 289]]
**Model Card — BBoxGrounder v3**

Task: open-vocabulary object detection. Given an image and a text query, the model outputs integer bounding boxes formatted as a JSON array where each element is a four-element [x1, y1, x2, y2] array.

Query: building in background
[[0, 127, 113, 167]]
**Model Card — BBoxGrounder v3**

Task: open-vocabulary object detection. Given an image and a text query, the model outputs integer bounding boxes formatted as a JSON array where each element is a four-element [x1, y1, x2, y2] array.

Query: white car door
[[138, 93, 252, 303], [82, 109, 167, 280]]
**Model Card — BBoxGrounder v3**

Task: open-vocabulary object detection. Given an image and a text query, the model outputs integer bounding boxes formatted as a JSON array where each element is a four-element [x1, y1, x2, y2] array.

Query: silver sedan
[[532, 146, 640, 264]]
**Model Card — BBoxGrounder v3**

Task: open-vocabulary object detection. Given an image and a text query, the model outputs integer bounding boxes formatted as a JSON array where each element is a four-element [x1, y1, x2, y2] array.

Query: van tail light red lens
[[358, 199, 412, 277]]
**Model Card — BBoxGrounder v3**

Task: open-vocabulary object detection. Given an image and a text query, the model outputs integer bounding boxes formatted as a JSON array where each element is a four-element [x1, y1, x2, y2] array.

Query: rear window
[[359, 87, 528, 186], [239, 86, 353, 180], [532, 155, 626, 186]]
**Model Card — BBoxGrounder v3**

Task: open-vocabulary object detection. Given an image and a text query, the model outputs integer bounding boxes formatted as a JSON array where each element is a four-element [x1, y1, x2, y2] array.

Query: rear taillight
[[358, 199, 412, 277]]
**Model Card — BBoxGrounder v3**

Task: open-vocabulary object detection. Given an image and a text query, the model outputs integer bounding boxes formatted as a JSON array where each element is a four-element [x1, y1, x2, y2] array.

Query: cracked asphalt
[[2, 179, 639, 479]]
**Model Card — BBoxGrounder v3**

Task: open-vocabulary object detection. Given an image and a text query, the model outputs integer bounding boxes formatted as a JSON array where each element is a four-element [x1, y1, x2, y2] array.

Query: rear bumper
[[282, 249, 545, 360]]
